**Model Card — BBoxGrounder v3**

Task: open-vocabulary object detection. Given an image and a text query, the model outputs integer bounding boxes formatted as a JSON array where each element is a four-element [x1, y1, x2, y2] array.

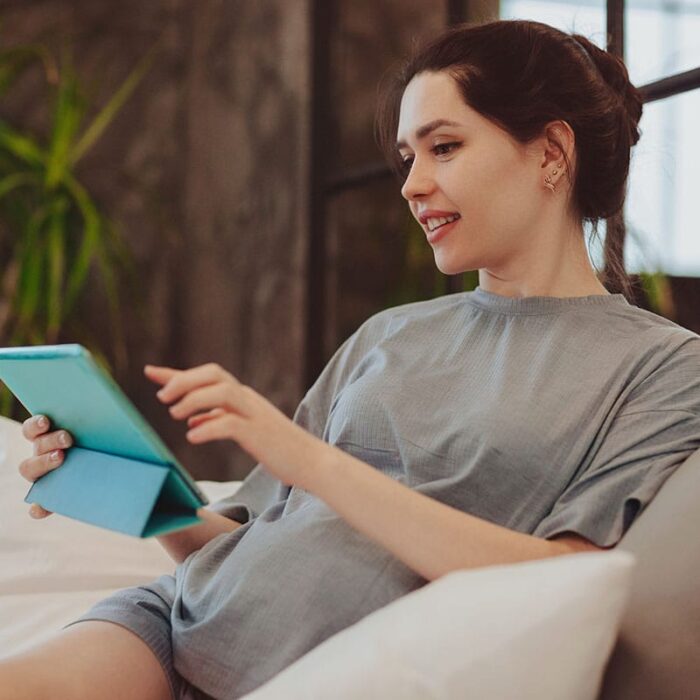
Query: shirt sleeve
[[206, 313, 387, 523], [533, 334, 700, 548]]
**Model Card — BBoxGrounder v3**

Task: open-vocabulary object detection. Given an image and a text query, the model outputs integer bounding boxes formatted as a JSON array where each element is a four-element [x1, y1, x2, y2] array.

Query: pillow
[[242, 550, 635, 700], [0, 415, 241, 657]]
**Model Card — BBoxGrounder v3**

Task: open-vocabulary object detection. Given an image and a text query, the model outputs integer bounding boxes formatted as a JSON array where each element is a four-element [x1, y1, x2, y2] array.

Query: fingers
[[187, 408, 226, 429], [143, 364, 179, 387], [187, 412, 244, 444], [29, 503, 53, 519], [168, 383, 247, 421], [156, 363, 238, 403], [21, 415, 63, 520], [19, 449, 65, 482], [22, 414, 51, 440], [32, 429, 73, 457]]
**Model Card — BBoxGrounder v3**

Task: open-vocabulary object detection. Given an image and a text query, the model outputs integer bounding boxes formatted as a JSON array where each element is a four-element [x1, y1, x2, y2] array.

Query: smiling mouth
[[425, 213, 461, 232]]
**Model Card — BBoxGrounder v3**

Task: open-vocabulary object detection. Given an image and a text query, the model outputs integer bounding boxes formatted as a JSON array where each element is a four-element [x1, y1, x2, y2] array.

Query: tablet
[[0, 343, 208, 506]]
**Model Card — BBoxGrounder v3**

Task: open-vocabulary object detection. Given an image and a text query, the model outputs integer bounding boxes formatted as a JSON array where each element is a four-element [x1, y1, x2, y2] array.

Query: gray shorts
[[62, 573, 212, 700]]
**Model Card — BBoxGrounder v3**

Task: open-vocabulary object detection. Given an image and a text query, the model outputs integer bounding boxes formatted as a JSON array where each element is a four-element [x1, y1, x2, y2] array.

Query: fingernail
[[51, 450, 61, 461], [37, 416, 48, 429]]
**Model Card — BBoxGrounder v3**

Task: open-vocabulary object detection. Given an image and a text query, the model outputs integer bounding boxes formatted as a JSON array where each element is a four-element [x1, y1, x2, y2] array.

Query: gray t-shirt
[[172, 287, 700, 698]]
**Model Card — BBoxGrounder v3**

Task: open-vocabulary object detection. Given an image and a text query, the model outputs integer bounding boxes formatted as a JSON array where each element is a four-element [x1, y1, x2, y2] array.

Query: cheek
[[478, 156, 535, 220], [443, 148, 495, 200]]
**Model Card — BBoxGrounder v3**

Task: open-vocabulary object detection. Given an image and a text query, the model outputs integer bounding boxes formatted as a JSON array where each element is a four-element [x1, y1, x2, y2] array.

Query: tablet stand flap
[[142, 468, 203, 538], [24, 446, 202, 538]]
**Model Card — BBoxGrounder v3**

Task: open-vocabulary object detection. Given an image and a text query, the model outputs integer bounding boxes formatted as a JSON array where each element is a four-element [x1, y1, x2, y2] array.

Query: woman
[[3, 18, 700, 700]]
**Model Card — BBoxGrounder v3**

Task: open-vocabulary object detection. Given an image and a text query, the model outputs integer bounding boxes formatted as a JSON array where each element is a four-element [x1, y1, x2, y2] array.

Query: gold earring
[[544, 164, 564, 192]]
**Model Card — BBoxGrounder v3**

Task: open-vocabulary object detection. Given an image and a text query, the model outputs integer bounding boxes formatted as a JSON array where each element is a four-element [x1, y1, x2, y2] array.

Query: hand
[[144, 363, 326, 489], [19, 415, 74, 519]]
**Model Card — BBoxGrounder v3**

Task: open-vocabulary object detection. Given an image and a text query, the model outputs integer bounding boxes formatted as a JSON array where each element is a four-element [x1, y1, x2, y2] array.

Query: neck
[[478, 224, 609, 299]]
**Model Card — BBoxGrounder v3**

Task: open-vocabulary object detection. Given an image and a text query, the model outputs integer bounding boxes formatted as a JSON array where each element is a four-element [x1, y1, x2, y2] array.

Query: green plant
[[639, 269, 675, 319], [0, 39, 156, 417]]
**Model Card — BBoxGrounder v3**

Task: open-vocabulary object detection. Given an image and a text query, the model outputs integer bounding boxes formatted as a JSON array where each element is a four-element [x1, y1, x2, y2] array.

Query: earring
[[544, 163, 564, 192]]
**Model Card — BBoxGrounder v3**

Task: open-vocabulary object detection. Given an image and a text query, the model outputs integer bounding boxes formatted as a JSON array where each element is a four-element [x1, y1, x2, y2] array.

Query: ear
[[540, 120, 576, 176]]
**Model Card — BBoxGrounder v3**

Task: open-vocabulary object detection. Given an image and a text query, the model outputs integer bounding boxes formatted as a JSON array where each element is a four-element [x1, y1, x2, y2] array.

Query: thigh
[[0, 620, 171, 700]]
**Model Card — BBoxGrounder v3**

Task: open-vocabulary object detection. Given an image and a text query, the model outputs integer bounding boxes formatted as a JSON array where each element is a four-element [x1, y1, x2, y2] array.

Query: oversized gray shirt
[[172, 287, 700, 698]]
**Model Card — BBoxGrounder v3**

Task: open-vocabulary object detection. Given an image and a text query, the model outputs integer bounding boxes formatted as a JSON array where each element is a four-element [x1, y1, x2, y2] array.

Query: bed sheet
[[0, 415, 240, 658]]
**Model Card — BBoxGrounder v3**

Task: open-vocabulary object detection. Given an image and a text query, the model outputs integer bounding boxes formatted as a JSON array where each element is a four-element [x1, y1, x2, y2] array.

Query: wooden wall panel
[[0, 0, 310, 480]]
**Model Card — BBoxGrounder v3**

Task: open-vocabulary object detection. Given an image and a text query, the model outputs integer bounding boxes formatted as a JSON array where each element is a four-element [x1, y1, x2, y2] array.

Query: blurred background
[[0, 0, 697, 480]]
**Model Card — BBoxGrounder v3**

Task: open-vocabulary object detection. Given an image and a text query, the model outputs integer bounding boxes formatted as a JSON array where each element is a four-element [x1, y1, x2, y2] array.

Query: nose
[[400, 157, 436, 201]]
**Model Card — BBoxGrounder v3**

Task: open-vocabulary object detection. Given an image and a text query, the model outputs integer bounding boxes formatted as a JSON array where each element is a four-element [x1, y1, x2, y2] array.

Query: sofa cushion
[[599, 448, 700, 699]]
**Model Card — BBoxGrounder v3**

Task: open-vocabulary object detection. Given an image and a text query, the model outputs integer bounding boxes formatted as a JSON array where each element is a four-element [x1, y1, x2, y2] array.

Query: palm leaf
[[62, 173, 101, 314], [46, 196, 68, 340], [70, 42, 159, 165], [0, 120, 46, 168], [0, 44, 58, 99], [15, 206, 49, 333], [46, 58, 85, 190], [0, 171, 40, 198]]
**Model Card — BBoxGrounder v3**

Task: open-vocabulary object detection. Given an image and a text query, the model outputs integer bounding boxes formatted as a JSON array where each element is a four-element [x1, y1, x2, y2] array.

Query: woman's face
[[396, 70, 553, 277]]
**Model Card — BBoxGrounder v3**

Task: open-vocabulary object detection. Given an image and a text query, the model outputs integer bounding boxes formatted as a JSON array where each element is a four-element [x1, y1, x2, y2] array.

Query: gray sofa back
[[598, 449, 700, 699]]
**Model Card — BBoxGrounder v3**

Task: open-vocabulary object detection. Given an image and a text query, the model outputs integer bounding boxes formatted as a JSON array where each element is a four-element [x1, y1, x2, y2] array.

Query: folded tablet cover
[[0, 344, 208, 537]]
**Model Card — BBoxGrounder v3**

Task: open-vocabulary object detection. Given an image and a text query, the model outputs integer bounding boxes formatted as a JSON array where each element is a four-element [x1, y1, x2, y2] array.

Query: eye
[[397, 141, 461, 178], [399, 155, 413, 175], [431, 142, 460, 156]]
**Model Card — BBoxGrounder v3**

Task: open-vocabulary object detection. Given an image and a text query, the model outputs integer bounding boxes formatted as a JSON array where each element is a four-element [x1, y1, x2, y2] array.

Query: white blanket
[[0, 415, 240, 658]]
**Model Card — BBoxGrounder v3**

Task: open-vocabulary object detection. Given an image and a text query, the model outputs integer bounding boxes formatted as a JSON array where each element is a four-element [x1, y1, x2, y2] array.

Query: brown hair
[[374, 19, 644, 298]]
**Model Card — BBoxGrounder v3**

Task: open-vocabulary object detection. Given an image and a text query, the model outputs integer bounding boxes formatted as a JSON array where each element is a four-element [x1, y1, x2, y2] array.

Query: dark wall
[[0, 0, 310, 480], [1, 0, 694, 480], [322, 0, 502, 359], [324, 0, 453, 359]]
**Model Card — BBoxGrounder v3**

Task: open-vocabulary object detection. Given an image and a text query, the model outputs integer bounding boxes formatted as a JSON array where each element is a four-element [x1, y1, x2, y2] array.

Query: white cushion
[[0, 415, 240, 657], [243, 550, 635, 700]]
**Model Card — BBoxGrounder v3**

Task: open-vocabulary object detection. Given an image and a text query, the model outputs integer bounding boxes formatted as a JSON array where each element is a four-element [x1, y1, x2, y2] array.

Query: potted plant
[[0, 39, 156, 417]]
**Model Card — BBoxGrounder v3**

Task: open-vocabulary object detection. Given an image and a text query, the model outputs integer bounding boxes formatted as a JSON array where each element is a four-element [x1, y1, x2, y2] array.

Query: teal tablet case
[[0, 344, 208, 538]]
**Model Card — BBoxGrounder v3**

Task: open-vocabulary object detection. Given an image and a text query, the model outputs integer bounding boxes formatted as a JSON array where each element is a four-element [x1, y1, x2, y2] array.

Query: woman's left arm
[[148, 362, 602, 582]]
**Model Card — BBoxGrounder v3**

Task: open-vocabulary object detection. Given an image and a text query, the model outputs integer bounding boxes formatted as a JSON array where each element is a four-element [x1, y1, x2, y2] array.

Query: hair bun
[[571, 34, 644, 146]]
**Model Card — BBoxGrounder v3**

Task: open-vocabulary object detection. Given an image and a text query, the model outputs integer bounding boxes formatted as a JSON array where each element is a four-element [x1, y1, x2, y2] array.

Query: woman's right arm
[[20, 415, 242, 565], [156, 508, 241, 564]]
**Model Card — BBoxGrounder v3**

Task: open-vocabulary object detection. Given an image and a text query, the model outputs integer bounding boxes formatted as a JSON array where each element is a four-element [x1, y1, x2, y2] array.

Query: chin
[[434, 257, 467, 277]]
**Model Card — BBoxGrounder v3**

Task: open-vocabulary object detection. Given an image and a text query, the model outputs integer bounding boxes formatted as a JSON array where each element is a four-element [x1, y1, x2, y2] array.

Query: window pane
[[624, 89, 700, 275], [501, 1, 700, 277], [627, 0, 700, 85], [500, 0, 607, 48]]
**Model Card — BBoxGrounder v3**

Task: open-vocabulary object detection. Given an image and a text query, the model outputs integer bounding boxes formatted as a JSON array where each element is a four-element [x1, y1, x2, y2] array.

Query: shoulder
[[619, 326, 700, 416], [598, 300, 699, 343]]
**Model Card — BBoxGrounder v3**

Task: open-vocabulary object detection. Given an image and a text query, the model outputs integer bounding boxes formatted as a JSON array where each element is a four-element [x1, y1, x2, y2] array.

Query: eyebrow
[[395, 119, 463, 151]]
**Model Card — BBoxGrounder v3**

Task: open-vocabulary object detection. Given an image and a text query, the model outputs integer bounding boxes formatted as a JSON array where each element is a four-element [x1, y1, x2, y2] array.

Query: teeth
[[426, 214, 460, 232]]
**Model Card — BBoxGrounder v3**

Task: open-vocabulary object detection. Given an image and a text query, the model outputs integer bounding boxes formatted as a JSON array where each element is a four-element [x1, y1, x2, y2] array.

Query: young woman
[[4, 18, 700, 700]]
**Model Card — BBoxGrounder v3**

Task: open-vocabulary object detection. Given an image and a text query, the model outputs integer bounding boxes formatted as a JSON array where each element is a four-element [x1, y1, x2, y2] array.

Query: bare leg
[[0, 621, 172, 700]]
